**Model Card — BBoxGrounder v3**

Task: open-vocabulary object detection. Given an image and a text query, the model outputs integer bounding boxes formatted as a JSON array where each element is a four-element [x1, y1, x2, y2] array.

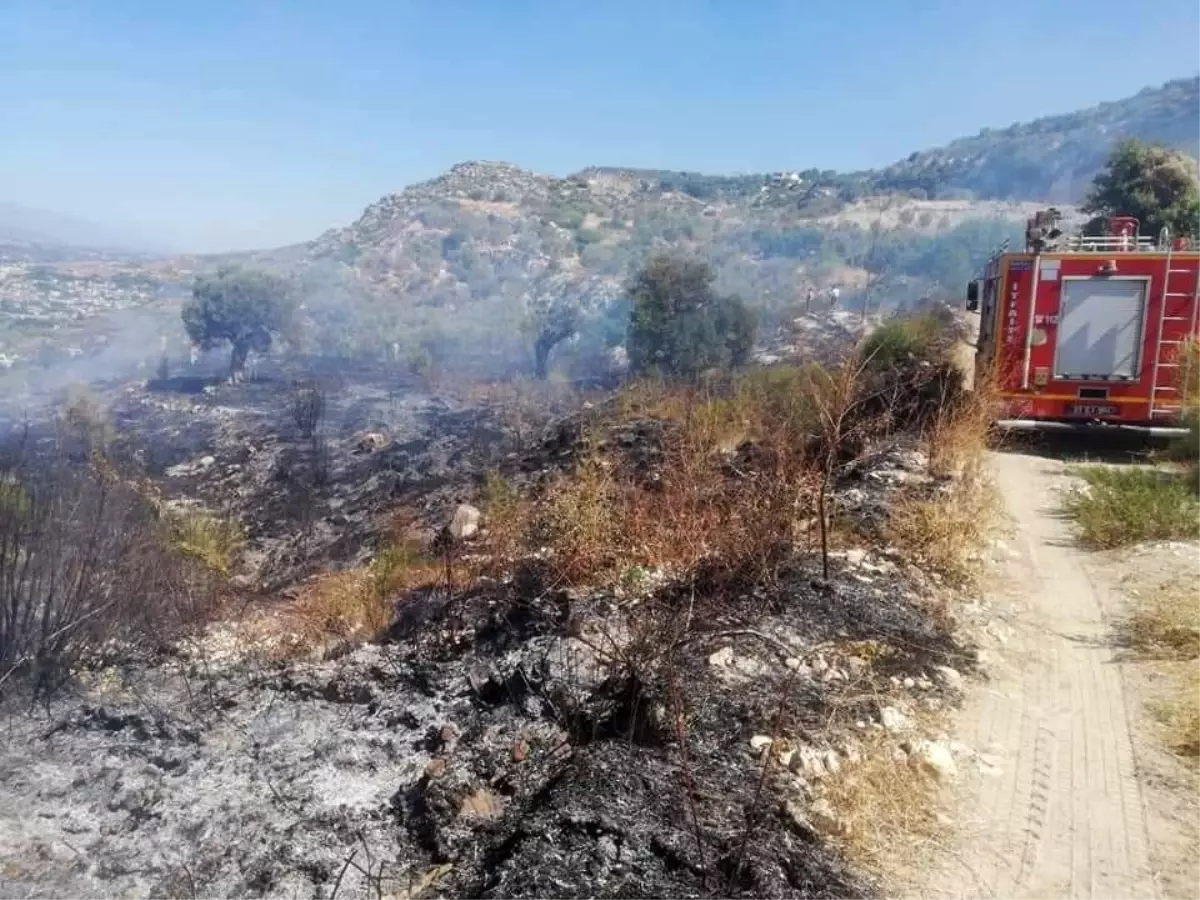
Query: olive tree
[[626, 254, 756, 378], [182, 267, 295, 379], [1083, 139, 1200, 240]]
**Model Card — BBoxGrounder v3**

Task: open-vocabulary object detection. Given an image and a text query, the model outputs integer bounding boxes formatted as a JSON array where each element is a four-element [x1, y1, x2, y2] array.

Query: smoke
[[0, 283, 197, 426]]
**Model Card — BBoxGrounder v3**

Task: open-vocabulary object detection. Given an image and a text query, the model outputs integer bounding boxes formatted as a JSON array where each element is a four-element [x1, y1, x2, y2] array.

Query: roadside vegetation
[[3, 248, 1002, 895]]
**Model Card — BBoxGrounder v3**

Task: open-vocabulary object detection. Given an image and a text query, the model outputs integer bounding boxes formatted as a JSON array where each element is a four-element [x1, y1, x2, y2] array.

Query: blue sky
[[2, 0, 1197, 253]]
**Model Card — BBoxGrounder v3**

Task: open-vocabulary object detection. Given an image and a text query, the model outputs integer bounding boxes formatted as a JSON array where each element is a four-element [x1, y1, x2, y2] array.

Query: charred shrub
[[0, 445, 219, 695], [290, 380, 327, 440]]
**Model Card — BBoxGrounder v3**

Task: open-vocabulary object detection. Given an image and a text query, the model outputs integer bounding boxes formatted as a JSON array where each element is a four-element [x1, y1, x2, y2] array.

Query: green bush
[[860, 314, 943, 369], [1063, 467, 1199, 548], [626, 254, 757, 378]]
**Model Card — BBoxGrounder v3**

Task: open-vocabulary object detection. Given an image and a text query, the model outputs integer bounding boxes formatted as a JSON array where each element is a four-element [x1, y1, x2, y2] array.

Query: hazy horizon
[[2, 0, 1198, 254]]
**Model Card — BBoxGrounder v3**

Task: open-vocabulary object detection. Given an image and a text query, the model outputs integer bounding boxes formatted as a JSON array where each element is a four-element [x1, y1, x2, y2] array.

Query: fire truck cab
[[967, 212, 1199, 435]]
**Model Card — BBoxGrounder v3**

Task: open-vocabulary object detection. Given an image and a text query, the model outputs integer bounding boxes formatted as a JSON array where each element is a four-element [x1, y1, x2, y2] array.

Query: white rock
[[880, 706, 913, 733], [821, 750, 842, 776], [732, 655, 767, 677], [784, 657, 802, 669], [449, 504, 483, 540], [933, 665, 963, 689], [840, 548, 868, 566], [908, 739, 958, 779], [790, 745, 828, 780], [749, 735, 774, 755], [783, 799, 815, 835], [709, 646, 735, 668], [198, 455, 215, 469]]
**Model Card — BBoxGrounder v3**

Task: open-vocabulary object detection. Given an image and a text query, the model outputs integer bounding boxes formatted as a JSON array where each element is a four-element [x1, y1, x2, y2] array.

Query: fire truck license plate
[[1066, 403, 1119, 418]]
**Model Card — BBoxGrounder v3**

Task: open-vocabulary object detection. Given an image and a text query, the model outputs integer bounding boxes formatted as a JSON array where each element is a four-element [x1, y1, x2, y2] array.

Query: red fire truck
[[967, 211, 1199, 434]]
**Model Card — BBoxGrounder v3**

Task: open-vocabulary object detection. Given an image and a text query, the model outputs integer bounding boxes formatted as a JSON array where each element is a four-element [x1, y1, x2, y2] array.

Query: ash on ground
[[0, 362, 977, 900]]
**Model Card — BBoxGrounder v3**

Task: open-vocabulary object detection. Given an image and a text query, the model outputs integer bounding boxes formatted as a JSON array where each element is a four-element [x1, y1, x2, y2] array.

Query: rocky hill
[[871, 77, 1200, 203], [2, 78, 1195, 383], [255, 163, 1025, 373]]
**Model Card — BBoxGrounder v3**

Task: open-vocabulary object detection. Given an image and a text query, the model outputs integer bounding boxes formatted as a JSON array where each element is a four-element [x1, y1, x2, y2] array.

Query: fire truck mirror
[[966, 280, 979, 312]]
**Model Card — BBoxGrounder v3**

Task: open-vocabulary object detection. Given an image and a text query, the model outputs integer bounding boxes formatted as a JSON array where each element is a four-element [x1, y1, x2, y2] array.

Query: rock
[[907, 739, 957, 779], [708, 646, 736, 668], [933, 665, 963, 690], [448, 504, 482, 540], [355, 431, 388, 453], [880, 706, 913, 733], [902, 676, 915, 689], [821, 750, 841, 776], [783, 800, 816, 838], [812, 657, 829, 674], [789, 745, 828, 780], [808, 798, 849, 835], [784, 657, 802, 670], [732, 654, 767, 677], [424, 758, 448, 779], [198, 455, 215, 469], [749, 735, 774, 755], [841, 548, 867, 566]]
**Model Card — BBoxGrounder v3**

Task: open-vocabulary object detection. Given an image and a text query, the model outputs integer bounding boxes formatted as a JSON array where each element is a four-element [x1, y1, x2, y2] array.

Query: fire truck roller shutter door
[[1055, 277, 1148, 381]]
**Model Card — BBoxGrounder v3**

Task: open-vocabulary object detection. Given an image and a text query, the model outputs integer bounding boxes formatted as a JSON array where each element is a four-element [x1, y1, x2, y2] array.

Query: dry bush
[[285, 523, 446, 655], [1152, 676, 1200, 763], [0, 448, 220, 694], [817, 734, 947, 888], [516, 374, 816, 591], [287, 569, 388, 649], [168, 507, 244, 576], [887, 477, 998, 588], [925, 375, 998, 481], [1121, 578, 1200, 659]]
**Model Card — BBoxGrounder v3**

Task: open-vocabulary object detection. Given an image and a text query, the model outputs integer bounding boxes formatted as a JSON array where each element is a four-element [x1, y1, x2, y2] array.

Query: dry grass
[[1120, 577, 1200, 761], [882, 375, 1001, 587], [1121, 578, 1200, 660], [817, 733, 948, 888], [925, 375, 998, 481], [887, 477, 998, 588], [284, 524, 447, 655], [168, 508, 244, 576], [505, 375, 816, 591], [1151, 663, 1200, 760]]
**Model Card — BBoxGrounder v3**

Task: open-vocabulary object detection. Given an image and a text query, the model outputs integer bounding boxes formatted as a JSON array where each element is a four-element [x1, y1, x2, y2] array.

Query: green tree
[[626, 254, 757, 378], [1082, 139, 1200, 240], [182, 267, 295, 378]]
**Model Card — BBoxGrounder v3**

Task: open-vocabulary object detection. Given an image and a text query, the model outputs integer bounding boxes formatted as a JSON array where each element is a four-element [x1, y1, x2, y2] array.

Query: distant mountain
[[871, 77, 1200, 203], [0, 202, 168, 256], [7, 77, 1193, 379]]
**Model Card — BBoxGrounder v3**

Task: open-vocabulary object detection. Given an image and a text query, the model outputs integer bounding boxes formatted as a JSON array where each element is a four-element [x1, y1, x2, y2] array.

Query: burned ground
[[0, 356, 977, 899]]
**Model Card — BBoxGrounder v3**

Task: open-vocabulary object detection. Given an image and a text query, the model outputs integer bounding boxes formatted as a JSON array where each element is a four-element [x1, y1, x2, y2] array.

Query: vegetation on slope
[[874, 77, 1199, 203]]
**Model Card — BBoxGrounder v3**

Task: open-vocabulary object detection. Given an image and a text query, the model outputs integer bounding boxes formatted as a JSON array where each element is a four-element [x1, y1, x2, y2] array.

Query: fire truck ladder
[[1149, 244, 1200, 419]]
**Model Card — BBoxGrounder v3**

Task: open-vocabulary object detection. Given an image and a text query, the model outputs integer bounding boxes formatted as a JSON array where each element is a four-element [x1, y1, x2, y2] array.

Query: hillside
[[259, 163, 1025, 373], [3, 77, 1196, 381], [872, 77, 1200, 203]]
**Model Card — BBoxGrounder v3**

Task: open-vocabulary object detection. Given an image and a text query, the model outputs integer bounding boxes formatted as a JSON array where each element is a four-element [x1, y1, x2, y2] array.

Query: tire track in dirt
[[917, 451, 1157, 900]]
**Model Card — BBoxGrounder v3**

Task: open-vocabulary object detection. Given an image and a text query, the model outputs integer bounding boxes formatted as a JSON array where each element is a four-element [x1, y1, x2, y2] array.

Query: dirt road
[[917, 451, 1167, 900]]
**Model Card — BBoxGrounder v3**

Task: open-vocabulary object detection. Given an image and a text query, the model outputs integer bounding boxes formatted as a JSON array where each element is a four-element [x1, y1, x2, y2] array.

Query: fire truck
[[967, 210, 1199, 434]]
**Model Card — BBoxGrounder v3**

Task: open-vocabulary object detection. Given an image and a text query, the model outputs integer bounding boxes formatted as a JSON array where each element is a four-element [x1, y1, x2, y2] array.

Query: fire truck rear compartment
[[1054, 277, 1147, 382]]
